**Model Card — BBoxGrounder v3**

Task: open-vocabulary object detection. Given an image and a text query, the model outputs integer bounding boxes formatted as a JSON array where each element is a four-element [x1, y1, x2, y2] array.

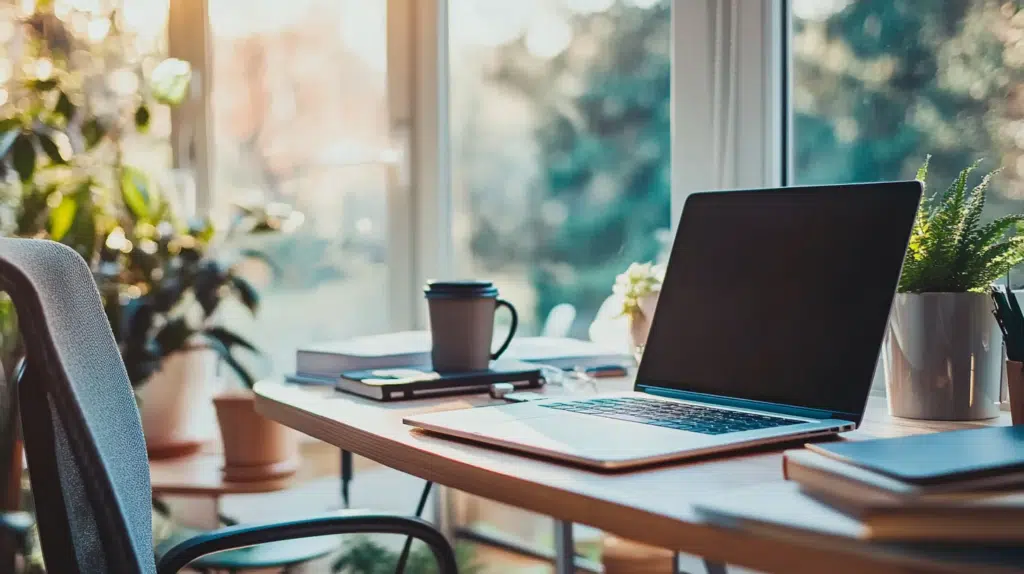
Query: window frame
[[174, 0, 788, 331]]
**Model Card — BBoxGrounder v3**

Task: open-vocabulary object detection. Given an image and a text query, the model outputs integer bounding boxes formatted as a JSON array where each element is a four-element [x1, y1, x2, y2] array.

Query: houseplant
[[613, 262, 665, 360], [885, 156, 1024, 420]]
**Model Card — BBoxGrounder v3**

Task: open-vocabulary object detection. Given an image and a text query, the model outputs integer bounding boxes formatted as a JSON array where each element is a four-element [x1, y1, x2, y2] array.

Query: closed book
[[783, 449, 1024, 507], [696, 482, 1024, 544], [806, 426, 1024, 486], [336, 360, 542, 401], [297, 332, 628, 380], [297, 331, 431, 379]]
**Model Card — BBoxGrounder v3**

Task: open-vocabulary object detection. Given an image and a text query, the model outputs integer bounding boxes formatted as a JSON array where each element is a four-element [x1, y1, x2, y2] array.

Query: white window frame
[[171, 0, 788, 332], [671, 0, 785, 224]]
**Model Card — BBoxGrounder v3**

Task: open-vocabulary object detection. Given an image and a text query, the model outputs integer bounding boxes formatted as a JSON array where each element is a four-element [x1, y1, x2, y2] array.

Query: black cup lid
[[424, 280, 498, 299]]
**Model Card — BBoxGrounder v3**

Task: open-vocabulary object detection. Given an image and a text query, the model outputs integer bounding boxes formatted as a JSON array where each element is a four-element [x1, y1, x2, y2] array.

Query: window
[[448, 0, 672, 338], [790, 0, 1024, 226], [209, 0, 393, 375]]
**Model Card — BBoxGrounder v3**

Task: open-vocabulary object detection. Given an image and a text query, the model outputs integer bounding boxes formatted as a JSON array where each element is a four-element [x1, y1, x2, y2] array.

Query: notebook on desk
[[807, 426, 1024, 485], [337, 360, 542, 401]]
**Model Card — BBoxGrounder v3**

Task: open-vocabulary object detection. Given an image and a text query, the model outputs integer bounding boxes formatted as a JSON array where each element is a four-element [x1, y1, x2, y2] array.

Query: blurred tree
[[478, 2, 672, 334], [792, 0, 1024, 216]]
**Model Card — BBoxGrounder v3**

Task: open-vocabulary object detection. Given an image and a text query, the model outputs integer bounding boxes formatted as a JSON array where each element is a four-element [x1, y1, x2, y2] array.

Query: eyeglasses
[[535, 364, 598, 393]]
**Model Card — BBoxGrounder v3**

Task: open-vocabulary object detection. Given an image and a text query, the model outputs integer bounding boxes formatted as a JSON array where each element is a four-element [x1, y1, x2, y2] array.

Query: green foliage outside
[[464, 0, 1024, 332], [793, 1, 1024, 237], [900, 156, 1024, 292], [472, 2, 671, 335]]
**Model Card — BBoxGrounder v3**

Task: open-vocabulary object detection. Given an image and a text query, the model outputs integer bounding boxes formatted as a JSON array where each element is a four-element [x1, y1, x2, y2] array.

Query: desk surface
[[254, 377, 1019, 574]]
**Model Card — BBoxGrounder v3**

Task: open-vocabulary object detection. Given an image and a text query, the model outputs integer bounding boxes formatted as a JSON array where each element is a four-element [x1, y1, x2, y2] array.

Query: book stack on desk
[[696, 426, 1024, 543], [289, 331, 629, 384]]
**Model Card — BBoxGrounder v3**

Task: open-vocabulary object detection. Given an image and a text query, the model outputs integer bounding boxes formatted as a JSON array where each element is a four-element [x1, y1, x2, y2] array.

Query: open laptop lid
[[635, 181, 922, 425]]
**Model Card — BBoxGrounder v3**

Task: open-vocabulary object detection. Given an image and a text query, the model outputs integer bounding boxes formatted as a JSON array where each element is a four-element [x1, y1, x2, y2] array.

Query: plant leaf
[[193, 260, 226, 317], [915, 154, 930, 195], [0, 118, 21, 133], [11, 133, 36, 182], [134, 104, 150, 133], [0, 130, 19, 159], [154, 317, 194, 356], [29, 79, 57, 92], [204, 326, 258, 353], [202, 335, 256, 388], [120, 165, 154, 222], [229, 274, 259, 313], [48, 193, 77, 241], [55, 91, 76, 123], [36, 131, 66, 164], [81, 118, 106, 149]]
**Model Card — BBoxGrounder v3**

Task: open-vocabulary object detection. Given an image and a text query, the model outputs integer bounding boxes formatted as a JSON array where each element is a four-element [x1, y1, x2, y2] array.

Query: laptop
[[404, 181, 923, 470]]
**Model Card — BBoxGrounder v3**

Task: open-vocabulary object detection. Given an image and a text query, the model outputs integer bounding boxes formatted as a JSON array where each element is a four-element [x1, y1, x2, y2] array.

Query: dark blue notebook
[[807, 425, 1024, 485]]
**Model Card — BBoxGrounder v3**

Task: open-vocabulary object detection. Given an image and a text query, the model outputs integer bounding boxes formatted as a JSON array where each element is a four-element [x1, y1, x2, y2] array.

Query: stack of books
[[289, 331, 630, 385], [696, 426, 1024, 543]]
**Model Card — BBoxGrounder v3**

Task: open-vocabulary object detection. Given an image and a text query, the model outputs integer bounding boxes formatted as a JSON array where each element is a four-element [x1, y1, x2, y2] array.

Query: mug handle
[[491, 298, 519, 360]]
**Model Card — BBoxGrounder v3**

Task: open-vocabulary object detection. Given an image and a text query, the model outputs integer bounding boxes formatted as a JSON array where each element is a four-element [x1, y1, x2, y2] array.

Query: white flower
[[150, 58, 192, 106], [612, 261, 665, 316]]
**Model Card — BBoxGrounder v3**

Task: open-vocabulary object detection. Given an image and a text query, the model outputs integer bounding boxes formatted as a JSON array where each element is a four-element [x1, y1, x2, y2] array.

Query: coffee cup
[[424, 280, 518, 372]]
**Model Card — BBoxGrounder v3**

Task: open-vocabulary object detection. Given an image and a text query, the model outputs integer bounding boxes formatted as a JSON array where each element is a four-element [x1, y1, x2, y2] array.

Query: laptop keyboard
[[540, 396, 803, 435]]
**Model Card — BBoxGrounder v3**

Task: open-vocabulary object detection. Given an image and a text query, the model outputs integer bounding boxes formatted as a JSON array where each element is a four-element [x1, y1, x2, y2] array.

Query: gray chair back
[[0, 238, 154, 573]]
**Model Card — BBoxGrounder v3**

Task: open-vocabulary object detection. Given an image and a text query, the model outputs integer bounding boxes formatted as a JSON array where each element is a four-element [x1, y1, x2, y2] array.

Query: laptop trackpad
[[474, 412, 716, 462]]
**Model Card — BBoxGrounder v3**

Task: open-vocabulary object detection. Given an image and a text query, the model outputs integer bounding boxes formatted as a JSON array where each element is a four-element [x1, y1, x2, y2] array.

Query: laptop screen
[[635, 182, 922, 420]]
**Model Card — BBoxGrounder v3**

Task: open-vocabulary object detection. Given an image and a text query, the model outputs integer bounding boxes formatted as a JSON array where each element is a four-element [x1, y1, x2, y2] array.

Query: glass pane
[[791, 0, 1024, 221], [210, 0, 391, 376], [449, 0, 672, 339]]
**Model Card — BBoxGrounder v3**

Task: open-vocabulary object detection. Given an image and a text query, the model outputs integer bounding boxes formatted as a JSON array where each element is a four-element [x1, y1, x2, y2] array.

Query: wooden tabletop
[[254, 377, 1019, 574]]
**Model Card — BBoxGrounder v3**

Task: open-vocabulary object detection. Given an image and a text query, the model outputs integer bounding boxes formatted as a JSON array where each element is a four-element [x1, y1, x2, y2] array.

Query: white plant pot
[[883, 292, 1003, 420], [137, 348, 222, 459]]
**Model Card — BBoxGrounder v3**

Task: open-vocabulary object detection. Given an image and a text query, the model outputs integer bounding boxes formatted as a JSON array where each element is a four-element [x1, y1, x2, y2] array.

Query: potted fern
[[885, 157, 1024, 420]]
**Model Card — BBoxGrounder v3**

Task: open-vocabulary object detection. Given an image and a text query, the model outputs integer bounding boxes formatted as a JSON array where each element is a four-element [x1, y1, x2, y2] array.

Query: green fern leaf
[[966, 236, 1024, 291], [955, 169, 998, 285], [915, 154, 930, 192]]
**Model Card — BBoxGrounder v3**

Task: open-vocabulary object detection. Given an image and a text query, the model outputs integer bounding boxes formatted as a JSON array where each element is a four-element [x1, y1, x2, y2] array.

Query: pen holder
[[1007, 360, 1024, 424]]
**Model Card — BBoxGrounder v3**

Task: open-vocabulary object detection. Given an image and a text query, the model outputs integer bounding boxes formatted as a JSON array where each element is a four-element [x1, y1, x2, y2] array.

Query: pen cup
[[1007, 360, 1024, 424]]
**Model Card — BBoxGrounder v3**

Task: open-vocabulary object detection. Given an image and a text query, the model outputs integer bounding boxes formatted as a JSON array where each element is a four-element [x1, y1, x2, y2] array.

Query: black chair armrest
[[155, 509, 457, 574]]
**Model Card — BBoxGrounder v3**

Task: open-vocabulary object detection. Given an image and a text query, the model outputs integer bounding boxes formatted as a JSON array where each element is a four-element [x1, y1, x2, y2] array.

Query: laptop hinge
[[637, 385, 855, 421]]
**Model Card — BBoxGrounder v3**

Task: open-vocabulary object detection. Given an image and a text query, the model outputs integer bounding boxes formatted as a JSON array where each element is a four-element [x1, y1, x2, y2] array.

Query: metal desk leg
[[703, 559, 728, 574], [553, 520, 574, 574], [340, 449, 353, 508]]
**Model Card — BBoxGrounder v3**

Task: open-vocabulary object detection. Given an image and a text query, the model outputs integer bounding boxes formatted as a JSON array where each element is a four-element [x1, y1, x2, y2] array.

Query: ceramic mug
[[424, 280, 518, 372]]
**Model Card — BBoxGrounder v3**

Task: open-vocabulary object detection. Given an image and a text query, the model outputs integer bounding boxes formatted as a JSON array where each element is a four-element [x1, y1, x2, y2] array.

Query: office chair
[[0, 237, 457, 574]]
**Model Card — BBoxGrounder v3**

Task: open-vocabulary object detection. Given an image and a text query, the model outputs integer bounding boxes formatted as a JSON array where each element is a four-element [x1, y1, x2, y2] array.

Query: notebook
[[783, 449, 1024, 508], [336, 360, 542, 401], [807, 426, 1024, 485]]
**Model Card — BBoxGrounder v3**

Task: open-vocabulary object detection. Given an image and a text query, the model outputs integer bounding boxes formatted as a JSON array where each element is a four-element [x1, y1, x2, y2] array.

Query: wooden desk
[[254, 378, 1018, 574]]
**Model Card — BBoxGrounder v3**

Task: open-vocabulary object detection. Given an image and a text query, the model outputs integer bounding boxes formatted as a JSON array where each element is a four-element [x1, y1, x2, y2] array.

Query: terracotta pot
[[137, 348, 221, 459], [213, 390, 299, 482], [627, 292, 660, 361]]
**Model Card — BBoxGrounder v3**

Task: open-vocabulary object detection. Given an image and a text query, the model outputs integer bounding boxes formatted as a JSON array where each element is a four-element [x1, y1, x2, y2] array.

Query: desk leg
[[340, 449, 353, 508], [433, 484, 456, 542], [553, 520, 574, 574]]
